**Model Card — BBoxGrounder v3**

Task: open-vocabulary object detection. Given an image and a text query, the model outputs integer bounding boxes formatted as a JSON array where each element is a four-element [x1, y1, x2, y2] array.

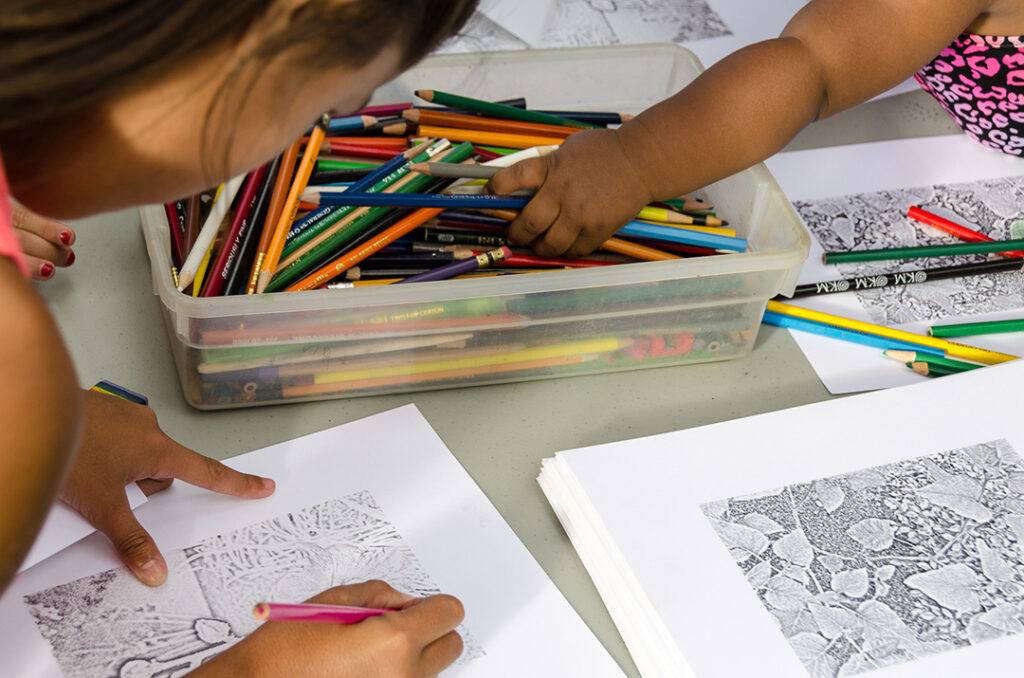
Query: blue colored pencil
[[345, 153, 410, 193], [617, 220, 747, 252], [311, 192, 531, 210], [327, 114, 377, 132], [762, 310, 945, 355]]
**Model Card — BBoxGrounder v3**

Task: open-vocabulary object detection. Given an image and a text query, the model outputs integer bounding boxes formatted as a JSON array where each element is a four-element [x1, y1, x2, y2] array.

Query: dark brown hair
[[0, 0, 477, 133]]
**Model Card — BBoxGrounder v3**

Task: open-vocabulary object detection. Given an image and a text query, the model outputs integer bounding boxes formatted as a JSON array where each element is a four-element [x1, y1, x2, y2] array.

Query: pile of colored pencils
[[164, 90, 746, 297]]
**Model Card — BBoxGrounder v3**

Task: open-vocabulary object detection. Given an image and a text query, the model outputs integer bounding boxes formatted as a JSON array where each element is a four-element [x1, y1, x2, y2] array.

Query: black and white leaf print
[[905, 564, 981, 614], [847, 519, 896, 551], [701, 440, 1024, 677]]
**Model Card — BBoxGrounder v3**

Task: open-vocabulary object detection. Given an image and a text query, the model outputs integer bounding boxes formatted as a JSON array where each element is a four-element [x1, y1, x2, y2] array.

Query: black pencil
[[786, 257, 1024, 298], [224, 154, 281, 295]]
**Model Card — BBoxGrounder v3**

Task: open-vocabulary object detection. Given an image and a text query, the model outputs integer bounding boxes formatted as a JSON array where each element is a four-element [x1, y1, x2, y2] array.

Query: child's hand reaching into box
[[487, 127, 654, 259]]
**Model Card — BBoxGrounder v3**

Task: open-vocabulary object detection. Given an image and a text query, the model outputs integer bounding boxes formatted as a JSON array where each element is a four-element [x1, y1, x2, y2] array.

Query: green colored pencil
[[909, 361, 961, 377], [316, 159, 379, 171], [929, 317, 1024, 338], [823, 238, 1024, 264], [416, 89, 598, 130], [883, 350, 983, 373]]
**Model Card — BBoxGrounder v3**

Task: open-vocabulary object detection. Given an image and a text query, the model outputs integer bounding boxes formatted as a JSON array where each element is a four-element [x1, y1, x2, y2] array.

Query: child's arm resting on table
[[488, 0, 991, 258], [0, 258, 82, 589], [189, 581, 464, 678]]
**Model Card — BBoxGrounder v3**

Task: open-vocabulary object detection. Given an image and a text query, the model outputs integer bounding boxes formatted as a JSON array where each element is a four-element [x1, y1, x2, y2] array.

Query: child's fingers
[[390, 593, 465, 646], [89, 494, 169, 586], [419, 630, 464, 677], [528, 216, 581, 258], [506, 190, 561, 246], [22, 254, 57, 281], [486, 156, 550, 194], [15, 229, 74, 269], [307, 580, 417, 610], [11, 203, 75, 247], [155, 442, 276, 500]]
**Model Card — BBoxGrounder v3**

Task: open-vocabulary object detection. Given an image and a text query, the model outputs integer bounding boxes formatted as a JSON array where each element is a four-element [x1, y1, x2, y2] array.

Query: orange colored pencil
[[257, 114, 329, 293], [286, 208, 445, 292], [246, 139, 301, 294], [601, 237, 679, 261], [416, 125, 564, 150], [404, 109, 577, 139]]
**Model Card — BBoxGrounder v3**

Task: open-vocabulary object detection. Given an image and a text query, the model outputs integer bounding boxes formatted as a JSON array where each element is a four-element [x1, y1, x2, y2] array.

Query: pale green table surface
[[37, 87, 959, 678]]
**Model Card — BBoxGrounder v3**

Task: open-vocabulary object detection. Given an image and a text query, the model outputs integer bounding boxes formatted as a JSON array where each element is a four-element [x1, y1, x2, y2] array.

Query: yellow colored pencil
[[635, 220, 735, 237], [766, 300, 1018, 365], [314, 337, 626, 385]]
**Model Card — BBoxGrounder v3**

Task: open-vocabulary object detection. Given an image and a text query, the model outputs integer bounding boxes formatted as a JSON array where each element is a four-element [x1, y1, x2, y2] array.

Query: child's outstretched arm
[[0, 259, 82, 589], [488, 0, 991, 258]]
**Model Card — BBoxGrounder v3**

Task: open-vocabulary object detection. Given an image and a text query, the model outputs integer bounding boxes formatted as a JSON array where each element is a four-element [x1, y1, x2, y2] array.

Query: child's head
[[0, 0, 477, 217]]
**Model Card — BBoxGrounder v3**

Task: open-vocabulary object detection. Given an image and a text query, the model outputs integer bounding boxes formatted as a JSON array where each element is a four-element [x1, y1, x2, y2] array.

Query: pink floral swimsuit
[[915, 33, 1024, 156]]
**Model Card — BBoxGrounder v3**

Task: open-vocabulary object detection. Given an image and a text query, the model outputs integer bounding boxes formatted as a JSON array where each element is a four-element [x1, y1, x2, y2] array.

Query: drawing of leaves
[[966, 602, 1024, 644], [1007, 473, 1024, 494], [702, 499, 728, 519], [813, 480, 845, 513], [846, 469, 887, 491], [905, 563, 981, 613], [790, 632, 838, 678], [741, 512, 785, 535], [818, 555, 847, 573], [808, 602, 862, 640], [856, 600, 914, 656], [710, 519, 769, 563], [1004, 514, 1024, 548], [917, 476, 993, 523], [765, 574, 814, 610], [831, 569, 869, 598], [847, 518, 896, 551], [747, 560, 772, 589], [773, 607, 821, 637], [773, 530, 815, 567], [976, 541, 1015, 583], [875, 565, 895, 581]]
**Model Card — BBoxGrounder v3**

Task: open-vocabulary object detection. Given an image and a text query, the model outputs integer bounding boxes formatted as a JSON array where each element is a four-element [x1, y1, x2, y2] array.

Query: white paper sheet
[[542, 359, 1024, 678], [19, 483, 147, 573], [2, 405, 624, 678], [477, 0, 555, 47], [765, 135, 1024, 394]]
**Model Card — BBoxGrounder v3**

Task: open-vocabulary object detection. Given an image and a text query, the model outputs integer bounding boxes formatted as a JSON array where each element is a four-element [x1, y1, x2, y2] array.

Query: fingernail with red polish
[[66, 251, 75, 266], [40, 262, 54, 278], [59, 231, 73, 245]]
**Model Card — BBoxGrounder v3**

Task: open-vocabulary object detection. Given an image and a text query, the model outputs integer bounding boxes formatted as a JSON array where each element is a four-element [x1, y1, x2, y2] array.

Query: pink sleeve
[[0, 149, 31, 279]]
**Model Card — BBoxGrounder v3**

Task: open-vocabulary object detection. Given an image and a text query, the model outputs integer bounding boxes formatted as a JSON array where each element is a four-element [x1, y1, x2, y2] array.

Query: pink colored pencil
[[355, 102, 414, 118], [253, 602, 393, 624]]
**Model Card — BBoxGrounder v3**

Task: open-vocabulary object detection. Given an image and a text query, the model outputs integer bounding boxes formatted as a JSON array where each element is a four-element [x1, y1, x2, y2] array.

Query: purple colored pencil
[[396, 246, 511, 284], [356, 102, 414, 118], [253, 602, 392, 624]]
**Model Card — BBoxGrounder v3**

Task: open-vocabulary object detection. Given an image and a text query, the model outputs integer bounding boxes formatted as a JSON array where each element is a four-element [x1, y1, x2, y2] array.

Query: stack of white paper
[[3, 405, 625, 678], [541, 360, 1024, 677]]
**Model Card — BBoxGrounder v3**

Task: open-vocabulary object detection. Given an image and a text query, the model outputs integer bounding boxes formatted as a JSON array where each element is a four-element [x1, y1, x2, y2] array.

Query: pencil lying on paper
[[253, 602, 392, 624], [823, 238, 1024, 264]]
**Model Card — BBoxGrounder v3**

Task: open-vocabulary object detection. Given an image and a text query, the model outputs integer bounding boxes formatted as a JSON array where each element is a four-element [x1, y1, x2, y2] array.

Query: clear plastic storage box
[[140, 44, 809, 409]]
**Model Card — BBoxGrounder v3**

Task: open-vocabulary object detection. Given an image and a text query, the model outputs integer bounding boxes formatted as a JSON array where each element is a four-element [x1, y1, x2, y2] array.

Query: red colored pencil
[[908, 206, 1024, 258], [499, 253, 613, 268], [201, 164, 270, 297], [323, 141, 403, 160], [164, 202, 186, 268]]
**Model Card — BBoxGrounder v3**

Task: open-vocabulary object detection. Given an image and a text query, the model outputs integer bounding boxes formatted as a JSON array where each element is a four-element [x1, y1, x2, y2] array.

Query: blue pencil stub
[[91, 380, 149, 406]]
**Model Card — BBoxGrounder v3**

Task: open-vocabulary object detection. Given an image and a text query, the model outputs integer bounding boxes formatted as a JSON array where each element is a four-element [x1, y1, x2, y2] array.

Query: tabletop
[[36, 84, 960, 678]]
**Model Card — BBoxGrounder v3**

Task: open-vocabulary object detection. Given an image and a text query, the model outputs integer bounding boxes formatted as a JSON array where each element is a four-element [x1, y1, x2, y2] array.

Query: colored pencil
[[618, 220, 746, 252], [396, 246, 511, 284], [309, 168, 374, 184], [765, 300, 1017, 364], [257, 114, 330, 293], [416, 124, 565, 150], [415, 89, 598, 129], [356, 102, 414, 118], [247, 138, 301, 294], [404, 109, 577, 138], [411, 162, 499, 180], [637, 206, 727, 227], [788, 257, 1024, 298], [883, 350, 982, 372], [284, 208, 445, 292], [164, 202, 186, 268], [929, 317, 1024, 338], [908, 206, 1024, 258], [499, 253, 612, 268], [311, 192, 528, 209], [823, 238, 1024, 264], [536, 110, 632, 126], [600, 237, 680, 261], [762, 310, 946, 355], [202, 164, 269, 297], [184, 194, 201, 253], [253, 602, 391, 624], [224, 156, 280, 295], [326, 114, 377, 132], [178, 174, 246, 291], [322, 141, 403, 160]]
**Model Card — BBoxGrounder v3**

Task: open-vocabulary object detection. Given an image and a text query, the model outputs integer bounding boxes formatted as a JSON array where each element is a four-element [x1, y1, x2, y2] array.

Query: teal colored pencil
[[824, 238, 1024, 263], [416, 89, 598, 129]]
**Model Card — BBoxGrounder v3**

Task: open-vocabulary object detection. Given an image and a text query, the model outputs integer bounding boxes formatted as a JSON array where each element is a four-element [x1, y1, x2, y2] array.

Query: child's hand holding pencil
[[486, 127, 655, 258], [191, 581, 465, 678]]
